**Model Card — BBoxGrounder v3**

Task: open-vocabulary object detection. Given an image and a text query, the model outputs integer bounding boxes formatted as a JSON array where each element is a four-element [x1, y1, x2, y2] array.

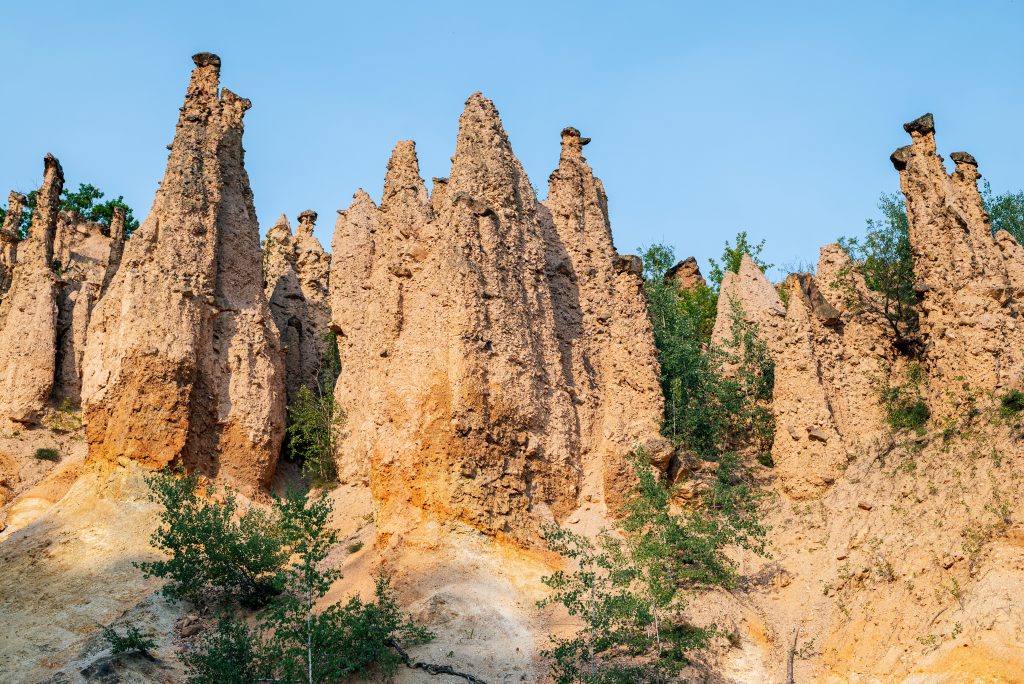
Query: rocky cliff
[[331, 96, 663, 540], [80, 53, 284, 490]]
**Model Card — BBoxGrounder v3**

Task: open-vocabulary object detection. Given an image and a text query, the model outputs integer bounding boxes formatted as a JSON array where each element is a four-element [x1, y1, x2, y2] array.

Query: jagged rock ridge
[[80, 53, 285, 490], [331, 95, 664, 540]]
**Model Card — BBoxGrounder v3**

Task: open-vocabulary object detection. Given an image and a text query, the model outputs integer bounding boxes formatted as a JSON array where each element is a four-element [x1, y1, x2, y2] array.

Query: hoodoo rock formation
[[80, 53, 285, 490], [264, 211, 331, 403], [331, 95, 663, 540], [544, 126, 667, 509], [0, 155, 64, 425], [711, 254, 786, 355], [892, 113, 1024, 408], [0, 191, 26, 297], [53, 208, 126, 403]]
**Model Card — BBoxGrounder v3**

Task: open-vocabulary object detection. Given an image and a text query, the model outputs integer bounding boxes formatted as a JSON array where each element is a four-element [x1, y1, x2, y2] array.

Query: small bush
[[34, 447, 59, 461], [346, 541, 364, 554], [999, 389, 1024, 417], [879, 363, 929, 432], [103, 623, 156, 656], [756, 452, 775, 467], [136, 470, 290, 608]]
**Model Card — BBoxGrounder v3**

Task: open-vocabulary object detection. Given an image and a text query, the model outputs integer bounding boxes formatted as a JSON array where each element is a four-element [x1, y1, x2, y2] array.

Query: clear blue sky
[[2, 1, 1022, 279]]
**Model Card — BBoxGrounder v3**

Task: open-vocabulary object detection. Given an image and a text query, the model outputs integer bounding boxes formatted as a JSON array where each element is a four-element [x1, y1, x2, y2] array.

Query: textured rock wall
[[81, 54, 284, 491], [0, 156, 63, 425], [264, 211, 331, 404], [53, 209, 125, 403], [331, 95, 663, 540]]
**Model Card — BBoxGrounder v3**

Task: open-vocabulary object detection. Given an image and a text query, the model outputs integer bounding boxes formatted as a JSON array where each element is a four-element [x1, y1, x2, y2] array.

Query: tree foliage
[[835, 193, 919, 347], [136, 470, 290, 608], [642, 243, 774, 458], [180, 489, 432, 684], [0, 182, 139, 239], [287, 332, 345, 485], [983, 180, 1024, 243], [539, 454, 766, 683], [706, 230, 773, 292]]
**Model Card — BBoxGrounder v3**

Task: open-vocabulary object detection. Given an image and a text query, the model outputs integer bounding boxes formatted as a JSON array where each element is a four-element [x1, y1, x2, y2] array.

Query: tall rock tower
[[81, 53, 285, 491]]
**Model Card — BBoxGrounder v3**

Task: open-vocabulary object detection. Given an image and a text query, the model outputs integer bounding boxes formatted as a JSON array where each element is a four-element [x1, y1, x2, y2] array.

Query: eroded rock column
[[0, 155, 63, 425], [81, 54, 284, 491]]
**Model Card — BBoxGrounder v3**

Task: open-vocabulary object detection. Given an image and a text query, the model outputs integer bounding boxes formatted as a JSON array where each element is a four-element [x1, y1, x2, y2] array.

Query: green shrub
[[136, 470, 290, 608], [102, 623, 156, 656], [34, 447, 59, 461], [879, 363, 929, 432], [1, 182, 139, 240], [756, 452, 775, 467], [999, 389, 1024, 417], [183, 490, 432, 684], [706, 230, 773, 292], [539, 453, 766, 682], [286, 331, 345, 485], [642, 244, 775, 458]]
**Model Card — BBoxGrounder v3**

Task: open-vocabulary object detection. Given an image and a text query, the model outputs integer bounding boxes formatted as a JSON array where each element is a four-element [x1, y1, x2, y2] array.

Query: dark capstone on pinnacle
[[298, 210, 318, 224], [890, 145, 913, 171], [192, 52, 221, 68], [950, 151, 978, 166], [560, 127, 591, 146], [903, 113, 934, 136]]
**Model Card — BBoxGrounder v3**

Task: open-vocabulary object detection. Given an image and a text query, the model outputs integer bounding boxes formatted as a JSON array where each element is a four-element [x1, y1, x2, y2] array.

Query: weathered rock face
[[263, 211, 331, 404], [53, 209, 126, 404], [893, 114, 1024, 406], [666, 256, 706, 290], [0, 156, 63, 425], [81, 54, 285, 491], [331, 95, 663, 540], [0, 192, 26, 298], [711, 254, 787, 355]]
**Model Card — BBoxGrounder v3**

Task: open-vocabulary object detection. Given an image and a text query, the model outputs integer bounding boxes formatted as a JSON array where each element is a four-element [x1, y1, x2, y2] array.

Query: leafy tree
[[136, 470, 290, 608], [982, 181, 1024, 243], [181, 490, 433, 684], [835, 193, 919, 348], [0, 182, 139, 239], [642, 244, 774, 458], [287, 332, 345, 484], [707, 231, 773, 292], [539, 454, 766, 682]]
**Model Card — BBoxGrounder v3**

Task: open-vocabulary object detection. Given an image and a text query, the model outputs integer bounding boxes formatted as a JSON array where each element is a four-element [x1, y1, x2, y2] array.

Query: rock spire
[[80, 53, 285, 491]]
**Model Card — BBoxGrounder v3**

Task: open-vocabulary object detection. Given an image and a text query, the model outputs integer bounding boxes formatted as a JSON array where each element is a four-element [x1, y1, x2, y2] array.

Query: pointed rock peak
[[455, 92, 510, 150], [382, 140, 427, 205], [350, 189, 377, 211], [903, 112, 934, 136], [890, 144, 913, 171], [666, 256, 706, 290], [950, 151, 978, 167], [20, 153, 63, 262], [268, 214, 293, 241]]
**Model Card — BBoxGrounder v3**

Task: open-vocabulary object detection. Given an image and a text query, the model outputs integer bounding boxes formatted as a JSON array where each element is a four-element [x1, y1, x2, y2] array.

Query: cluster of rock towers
[[3, 53, 1021, 540]]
